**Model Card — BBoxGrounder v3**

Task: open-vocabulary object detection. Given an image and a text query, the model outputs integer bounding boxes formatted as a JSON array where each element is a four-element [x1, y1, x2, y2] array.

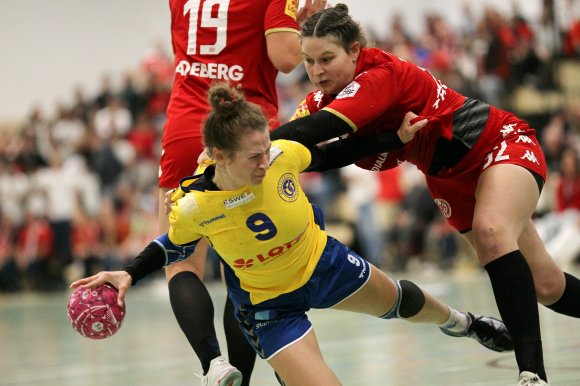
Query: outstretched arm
[[70, 233, 200, 307], [270, 110, 351, 147], [306, 112, 428, 172]]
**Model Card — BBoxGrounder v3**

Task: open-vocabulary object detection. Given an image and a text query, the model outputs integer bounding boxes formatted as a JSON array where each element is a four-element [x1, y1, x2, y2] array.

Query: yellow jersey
[[168, 140, 328, 304]]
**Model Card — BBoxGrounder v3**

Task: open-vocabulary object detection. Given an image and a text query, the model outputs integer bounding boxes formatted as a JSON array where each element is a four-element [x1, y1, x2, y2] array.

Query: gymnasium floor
[[1, 265, 579, 386]]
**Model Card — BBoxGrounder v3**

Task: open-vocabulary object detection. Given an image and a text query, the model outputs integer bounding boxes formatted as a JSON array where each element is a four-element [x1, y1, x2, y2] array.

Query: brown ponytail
[[203, 83, 268, 157]]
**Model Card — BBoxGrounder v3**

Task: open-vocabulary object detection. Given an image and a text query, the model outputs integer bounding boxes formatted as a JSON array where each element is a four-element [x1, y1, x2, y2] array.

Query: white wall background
[[0, 0, 171, 122], [0, 0, 544, 122]]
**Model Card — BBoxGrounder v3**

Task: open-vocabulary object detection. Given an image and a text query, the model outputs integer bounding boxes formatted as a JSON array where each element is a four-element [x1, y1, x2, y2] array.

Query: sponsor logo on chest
[[223, 191, 256, 209], [277, 173, 298, 202]]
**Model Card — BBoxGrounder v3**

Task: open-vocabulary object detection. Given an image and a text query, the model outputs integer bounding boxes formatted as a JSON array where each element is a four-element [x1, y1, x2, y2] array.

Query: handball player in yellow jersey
[[72, 83, 513, 386]]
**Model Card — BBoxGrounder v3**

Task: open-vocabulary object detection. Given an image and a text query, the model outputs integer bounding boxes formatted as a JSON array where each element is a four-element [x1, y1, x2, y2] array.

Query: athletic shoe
[[517, 371, 549, 385], [440, 312, 514, 352], [201, 356, 242, 386]]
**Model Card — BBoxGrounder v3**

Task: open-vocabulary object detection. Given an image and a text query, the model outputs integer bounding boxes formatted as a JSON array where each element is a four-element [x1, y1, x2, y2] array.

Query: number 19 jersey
[[165, 0, 300, 147]]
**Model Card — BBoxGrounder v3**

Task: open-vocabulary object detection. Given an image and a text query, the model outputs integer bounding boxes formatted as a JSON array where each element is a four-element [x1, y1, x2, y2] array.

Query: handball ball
[[67, 283, 126, 339]]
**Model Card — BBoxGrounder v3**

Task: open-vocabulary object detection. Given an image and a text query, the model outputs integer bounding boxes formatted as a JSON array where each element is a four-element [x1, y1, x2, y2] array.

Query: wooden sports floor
[[2, 265, 580, 386]]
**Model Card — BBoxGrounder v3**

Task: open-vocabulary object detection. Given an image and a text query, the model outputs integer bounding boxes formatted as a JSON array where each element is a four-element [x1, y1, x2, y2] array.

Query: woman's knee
[[534, 271, 565, 304], [471, 219, 513, 258], [164, 258, 205, 281]]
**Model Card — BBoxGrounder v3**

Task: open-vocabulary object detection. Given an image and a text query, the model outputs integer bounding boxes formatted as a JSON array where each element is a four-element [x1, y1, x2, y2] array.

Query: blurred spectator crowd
[[1, 0, 579, 292]]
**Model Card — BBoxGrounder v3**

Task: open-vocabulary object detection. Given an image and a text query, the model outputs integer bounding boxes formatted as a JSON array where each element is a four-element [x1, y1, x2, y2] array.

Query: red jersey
[[165, 0, 300, 147], [291, 47, 465, 174], [291, 47, 547, 231]]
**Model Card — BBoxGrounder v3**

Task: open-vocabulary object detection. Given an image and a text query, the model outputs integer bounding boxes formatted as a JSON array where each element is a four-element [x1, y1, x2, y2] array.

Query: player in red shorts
[[270, 4, 580, 385], [160, 1, 325, 385]]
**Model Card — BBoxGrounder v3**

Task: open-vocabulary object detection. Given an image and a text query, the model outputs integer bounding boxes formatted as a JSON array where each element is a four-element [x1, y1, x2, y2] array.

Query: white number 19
[[184, 0, 230, 55]]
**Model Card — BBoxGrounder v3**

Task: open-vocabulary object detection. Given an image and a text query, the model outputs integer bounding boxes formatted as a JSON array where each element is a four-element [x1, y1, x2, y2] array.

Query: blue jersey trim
[[153, 233, 199, 266]]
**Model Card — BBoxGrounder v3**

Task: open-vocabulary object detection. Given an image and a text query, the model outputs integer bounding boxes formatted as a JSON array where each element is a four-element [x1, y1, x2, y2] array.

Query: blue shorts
[[223, 236, 371, 360]]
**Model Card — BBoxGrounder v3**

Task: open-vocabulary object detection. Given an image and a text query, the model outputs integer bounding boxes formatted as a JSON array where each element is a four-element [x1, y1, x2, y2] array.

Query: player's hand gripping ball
[[67, 283, 125, 339]]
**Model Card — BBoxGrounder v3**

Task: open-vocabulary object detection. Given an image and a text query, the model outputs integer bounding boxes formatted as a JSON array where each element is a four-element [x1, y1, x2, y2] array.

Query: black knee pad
[[398, 280, 426, 318]]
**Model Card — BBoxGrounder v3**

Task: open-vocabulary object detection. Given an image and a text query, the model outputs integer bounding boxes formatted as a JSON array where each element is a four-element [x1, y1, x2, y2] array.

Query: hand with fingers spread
[[70, 271, 132, 308], [297, 0, 328, 27]]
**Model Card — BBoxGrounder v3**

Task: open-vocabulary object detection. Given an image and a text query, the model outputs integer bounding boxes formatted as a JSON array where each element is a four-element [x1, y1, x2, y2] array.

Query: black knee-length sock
[[546, 272, 580, 317], [168, 271, 221, 373], [223, 296, 256, 386], [484, 250, 547, 381]]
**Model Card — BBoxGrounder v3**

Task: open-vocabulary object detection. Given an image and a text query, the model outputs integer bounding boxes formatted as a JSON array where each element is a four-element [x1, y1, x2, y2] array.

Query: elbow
[[273, 58, 302, 73], [266, 33, 302, 73], [269, 52, 302, 73]]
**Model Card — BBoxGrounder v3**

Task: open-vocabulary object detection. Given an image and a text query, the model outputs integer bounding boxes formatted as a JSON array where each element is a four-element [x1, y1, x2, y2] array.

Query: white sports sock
[[438, 307, 470, 333]]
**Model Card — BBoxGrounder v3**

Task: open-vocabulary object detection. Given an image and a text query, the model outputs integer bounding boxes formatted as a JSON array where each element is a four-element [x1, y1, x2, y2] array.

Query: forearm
[[124, 242, 165, 285], [124, 234, 199, 285], [270, 110, 351, 147], [306, 131, 404, 172]]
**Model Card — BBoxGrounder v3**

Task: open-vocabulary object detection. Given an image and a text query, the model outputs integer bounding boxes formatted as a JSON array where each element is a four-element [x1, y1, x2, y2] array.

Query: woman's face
[[216, 128, 271, 189], [302, 36, 359, 95]]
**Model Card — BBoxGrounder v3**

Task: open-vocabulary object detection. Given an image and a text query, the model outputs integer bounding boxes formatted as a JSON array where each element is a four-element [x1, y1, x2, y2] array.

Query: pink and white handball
[[67, 283, 126, 339]]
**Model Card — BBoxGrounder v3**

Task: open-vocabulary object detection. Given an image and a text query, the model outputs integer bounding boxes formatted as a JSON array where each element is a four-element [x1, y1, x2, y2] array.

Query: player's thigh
[[268, 329, 341, 386], [164, 238, 209, 281], [475, 164, 539, 234], [331, 264, 398, 317], [158, 187, 172, 233]]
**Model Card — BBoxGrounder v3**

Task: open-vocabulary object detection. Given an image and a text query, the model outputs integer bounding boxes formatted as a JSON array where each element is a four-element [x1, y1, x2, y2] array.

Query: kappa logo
[[336, 81, 361, 99], [233, 258, 254, 269], [521, 150, 540, 165], [313, 91, 324, 108]]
